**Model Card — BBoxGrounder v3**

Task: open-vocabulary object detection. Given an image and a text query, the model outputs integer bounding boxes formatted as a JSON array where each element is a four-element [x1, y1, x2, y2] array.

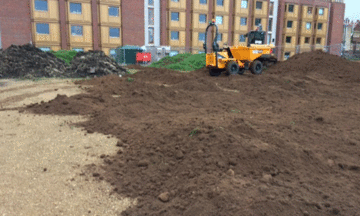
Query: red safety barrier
[[136, 52, 152, 63]]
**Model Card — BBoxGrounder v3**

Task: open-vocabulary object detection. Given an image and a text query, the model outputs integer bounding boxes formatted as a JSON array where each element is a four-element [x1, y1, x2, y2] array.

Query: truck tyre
[[226, 61, 239, 75], [250, 60, 263, 75], [209, 68, 222, 77], [238, 68, 245, 75]]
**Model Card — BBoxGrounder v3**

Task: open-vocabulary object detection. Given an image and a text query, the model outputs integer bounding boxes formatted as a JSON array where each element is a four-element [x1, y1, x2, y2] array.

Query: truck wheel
[[238, 68, 245, 75], [209, 68, 222, 77], [250, 60, 263, 75], [226, 61, 240, 75]]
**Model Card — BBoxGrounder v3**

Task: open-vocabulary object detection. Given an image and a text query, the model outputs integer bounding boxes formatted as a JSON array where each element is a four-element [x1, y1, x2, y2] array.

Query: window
[[171, 0, 179, 2], [70, 3, 82, 14], [305, 37, 310, 44], [216, 16, 223, 25], [307, 7, 313, 14], [269, 2, 274, 15], [217, 33, 222, 41], [288, 4, 294, 13], [256, 1, 262, 9], [109, 27, 120, 38], [148, 8, 154, 25], [199, 14, 207, 23], [199, 33, 205, 41], [267, 34, 271, 44], [200, 0, 207, 4], [316, 38, 321, 44], [35, 0, 48, 11], [287, 20, 293, 28], [318, 8, 324, 15], [286, 36, 291, 43], [255, 18, 261, 26], [73, 48, 84, 52], [217, 0, 224, 6], [284, 52, 290, 60], [317, 23, 323, 30], [110, 49, 116, 58], [240, 17, 247, 26], [240, 34, 246, 42], [268, 18, 273, 31], [148, 27, 154, 43], [148, 0, 154, 6], [71, 25, 83, 36], [171, 31, 179, 40], [306, 22, 311, 30], [36, 23, 49, 34], [241, 0, 248, 8], [109, 6, 119, 17], [171, 12, 179, 21], [39, 47, 51, 52]]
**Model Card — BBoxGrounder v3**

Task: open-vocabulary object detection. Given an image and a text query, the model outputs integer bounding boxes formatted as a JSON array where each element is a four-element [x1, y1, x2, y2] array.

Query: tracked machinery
[[204, 19, 278, 76]]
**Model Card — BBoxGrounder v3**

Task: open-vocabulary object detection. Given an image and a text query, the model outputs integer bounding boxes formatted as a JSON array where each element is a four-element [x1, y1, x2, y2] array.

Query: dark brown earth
[[24, 51, 360, 216]]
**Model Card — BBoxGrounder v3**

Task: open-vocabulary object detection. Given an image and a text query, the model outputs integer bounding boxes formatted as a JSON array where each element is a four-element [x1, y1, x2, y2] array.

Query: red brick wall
[[121, 0, 144, 46], [0, 0, 32, 49], [327, 2, 345, 55]]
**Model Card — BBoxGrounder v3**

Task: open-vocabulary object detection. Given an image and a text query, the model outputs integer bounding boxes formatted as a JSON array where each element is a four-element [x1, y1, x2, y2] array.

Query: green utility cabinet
[[115, 45, 143, 64]]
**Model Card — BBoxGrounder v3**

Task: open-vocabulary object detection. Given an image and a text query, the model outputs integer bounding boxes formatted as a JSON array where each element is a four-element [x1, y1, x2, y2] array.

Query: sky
[[344, 0, 359, 21]]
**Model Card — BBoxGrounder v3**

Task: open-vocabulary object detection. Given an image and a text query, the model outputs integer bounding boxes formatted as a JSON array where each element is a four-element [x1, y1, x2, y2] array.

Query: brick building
[[0, 0, 345, 60]]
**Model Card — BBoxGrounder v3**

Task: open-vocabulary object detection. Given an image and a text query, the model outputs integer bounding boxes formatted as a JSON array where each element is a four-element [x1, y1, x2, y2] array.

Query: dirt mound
[[0, 44, 67, 78], [267, 50, 360, 82], [66, 50, 127, 78], [24, 65, 360, 215]]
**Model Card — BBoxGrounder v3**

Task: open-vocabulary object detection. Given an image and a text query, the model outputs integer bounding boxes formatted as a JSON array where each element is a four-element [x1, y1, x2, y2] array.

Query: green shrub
[[149, 53, 206, 71], [149, 53, 192, 68], [51, 50, 78, 64]]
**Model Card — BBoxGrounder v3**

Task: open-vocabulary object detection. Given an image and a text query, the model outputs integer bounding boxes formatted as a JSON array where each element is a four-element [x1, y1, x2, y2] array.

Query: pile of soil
[[0, 44, 67, 78], [24, 51, 360, 216], [267, 50, 360, 82], [66, 50, 127, 78]]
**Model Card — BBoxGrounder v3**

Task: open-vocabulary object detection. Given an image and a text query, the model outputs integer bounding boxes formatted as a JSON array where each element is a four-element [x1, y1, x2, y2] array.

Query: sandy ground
[[0, 79, 134, 216]]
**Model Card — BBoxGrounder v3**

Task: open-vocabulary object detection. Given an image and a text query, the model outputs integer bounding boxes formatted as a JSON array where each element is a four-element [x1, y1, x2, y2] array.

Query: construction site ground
[[0, 51, 359, 216]]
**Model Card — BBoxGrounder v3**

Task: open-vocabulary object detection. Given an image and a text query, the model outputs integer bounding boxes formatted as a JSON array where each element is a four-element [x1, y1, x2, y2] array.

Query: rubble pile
[[66, 50, 127, 78], [0, 44, 67, 78]]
